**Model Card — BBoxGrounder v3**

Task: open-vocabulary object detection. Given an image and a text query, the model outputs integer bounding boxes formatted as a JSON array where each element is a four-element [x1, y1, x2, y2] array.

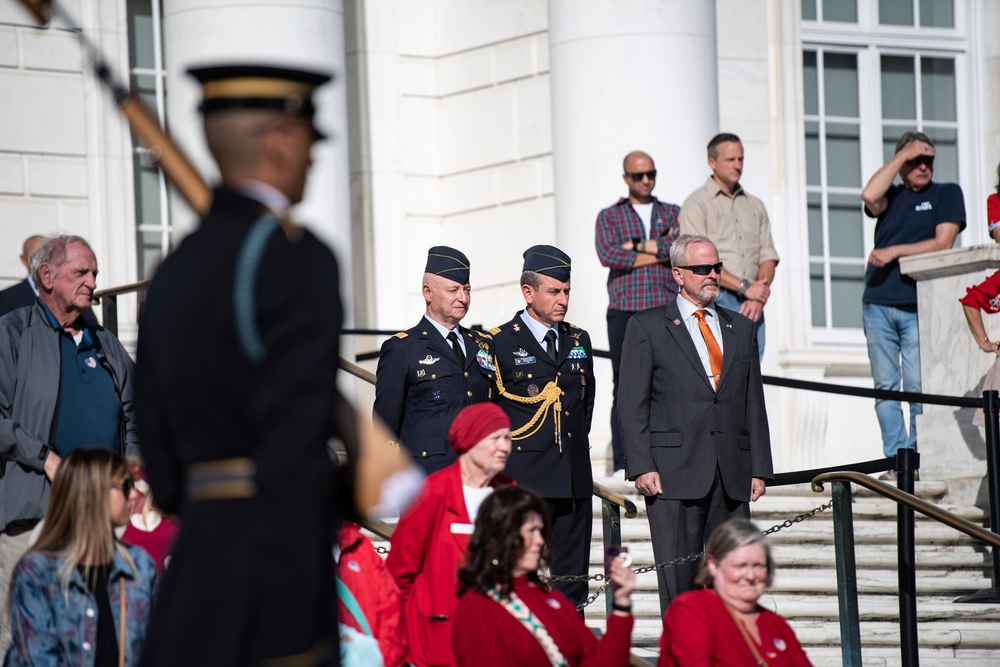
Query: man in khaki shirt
[[679, 133, 779, 357]]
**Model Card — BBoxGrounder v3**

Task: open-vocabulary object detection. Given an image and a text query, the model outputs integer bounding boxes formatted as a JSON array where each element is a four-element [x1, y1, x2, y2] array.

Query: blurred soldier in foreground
[[136, 64, 344, 667]]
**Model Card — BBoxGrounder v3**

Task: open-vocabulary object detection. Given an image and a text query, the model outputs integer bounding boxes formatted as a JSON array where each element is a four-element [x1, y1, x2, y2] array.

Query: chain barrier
[[365, 500, 834, 610], [546, 500, 834, 611]]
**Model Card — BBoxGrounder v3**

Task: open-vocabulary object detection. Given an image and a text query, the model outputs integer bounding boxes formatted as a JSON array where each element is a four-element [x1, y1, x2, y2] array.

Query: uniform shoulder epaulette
[[473, 329, 493, 340], [566, 321, 580, 330], [488, 327, 501, 335], [393, 332, 408, 339]]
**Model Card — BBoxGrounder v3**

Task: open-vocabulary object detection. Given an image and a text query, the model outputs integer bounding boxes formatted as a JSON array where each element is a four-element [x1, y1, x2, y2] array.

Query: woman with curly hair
[[451, 485, 634, 667], [5, 449, 157, 667]]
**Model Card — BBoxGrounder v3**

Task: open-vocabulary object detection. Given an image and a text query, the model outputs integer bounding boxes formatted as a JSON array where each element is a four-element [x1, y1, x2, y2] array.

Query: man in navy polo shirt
[[860, 131, 966, 473], [0, 234, 138, 653]]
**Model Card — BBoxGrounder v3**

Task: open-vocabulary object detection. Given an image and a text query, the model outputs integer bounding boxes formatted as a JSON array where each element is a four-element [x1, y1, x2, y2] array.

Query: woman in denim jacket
[[4, 449, 157, 667]]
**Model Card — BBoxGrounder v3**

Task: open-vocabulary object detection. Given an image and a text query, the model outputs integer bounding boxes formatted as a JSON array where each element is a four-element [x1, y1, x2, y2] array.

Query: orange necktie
[[693, 309, 723, 390]]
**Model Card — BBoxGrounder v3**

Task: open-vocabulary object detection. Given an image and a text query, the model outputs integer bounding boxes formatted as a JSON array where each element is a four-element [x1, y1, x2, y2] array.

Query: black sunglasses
[[677, 262, 723, 276], [626, 170, 657, 182], [112, 477, 135, 496], [905, 155, 933, 168]]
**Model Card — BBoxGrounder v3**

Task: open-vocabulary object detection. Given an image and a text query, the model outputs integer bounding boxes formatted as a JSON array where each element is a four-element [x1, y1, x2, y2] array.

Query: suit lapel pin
[[672, 318, 682, 326], [726, 323, 733, 330]]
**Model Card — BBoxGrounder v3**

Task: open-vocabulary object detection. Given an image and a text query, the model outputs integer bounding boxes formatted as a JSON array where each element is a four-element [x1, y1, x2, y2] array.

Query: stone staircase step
[[583, 594, 1000, 623], [620, 616, 1000, 648], [605, 516, 990, 546], [586, 543, 990, 571], [803, 646, 1000, 667]]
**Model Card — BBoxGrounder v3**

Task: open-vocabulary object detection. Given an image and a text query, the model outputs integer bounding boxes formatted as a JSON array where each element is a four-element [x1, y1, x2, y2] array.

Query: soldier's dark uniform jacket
[[136, 64, 341, 667], [374, 318, 494, 474], [489, 313, 595, 499]]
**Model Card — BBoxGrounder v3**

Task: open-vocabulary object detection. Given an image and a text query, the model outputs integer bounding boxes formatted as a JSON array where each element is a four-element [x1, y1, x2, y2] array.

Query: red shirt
[[959, 271, 1000, 313], [452, 576, 633, 667], [988, 193, 1000, 232], [658, 589, 812, 667]]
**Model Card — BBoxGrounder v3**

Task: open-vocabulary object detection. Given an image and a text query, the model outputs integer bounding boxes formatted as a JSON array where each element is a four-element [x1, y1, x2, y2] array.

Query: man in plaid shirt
[[595, 150, 680, 476]]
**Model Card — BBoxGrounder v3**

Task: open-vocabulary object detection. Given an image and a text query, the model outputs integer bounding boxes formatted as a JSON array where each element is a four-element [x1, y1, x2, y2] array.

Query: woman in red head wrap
[[386, 402, 514, 667]]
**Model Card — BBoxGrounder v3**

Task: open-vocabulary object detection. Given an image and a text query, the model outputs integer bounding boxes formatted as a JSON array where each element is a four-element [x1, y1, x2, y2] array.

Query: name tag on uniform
[[514, 356, 536, 365], [450, 523, 474, 534]]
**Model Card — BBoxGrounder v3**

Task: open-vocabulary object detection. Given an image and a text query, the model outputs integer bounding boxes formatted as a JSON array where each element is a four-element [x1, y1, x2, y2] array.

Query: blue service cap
[[424, 246, 470, 284], [522, 245, 571, 282]]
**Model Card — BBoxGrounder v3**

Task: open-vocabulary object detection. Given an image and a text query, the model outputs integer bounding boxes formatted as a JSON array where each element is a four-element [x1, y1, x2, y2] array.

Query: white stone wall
[[0, 0, 139, 348], [347, 0, 554, 360]]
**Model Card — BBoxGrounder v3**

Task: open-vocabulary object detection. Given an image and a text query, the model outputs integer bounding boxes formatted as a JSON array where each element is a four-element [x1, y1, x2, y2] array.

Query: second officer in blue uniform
[[374, 246, 495, 475], [489, 245, 596, 607]]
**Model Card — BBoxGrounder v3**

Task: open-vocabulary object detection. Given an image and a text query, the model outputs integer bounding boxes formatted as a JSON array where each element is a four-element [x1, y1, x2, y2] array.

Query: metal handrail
[[92, 279, 150, 302], [811, 471, 1000, 548], [361, 516, 395, 541], [340, 358, 375, 384], [593, 483, 638, 519]]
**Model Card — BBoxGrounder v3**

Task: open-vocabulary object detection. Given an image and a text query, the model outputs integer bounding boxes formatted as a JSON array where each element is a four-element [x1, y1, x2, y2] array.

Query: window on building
[[802, 0, 964, 336], [127, 0, 170, 280]]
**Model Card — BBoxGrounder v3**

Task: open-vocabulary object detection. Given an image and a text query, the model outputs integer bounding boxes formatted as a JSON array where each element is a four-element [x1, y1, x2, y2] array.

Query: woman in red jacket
[[337, 522, 405, 666], [451, 485, 635, 667], [386, 402, 514, 667], [658, 519, 813, 667]]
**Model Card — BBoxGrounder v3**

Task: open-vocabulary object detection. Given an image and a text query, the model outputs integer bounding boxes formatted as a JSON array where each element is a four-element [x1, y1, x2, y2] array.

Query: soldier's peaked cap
[[424, 246, 470, 285], [522, 245, 571, 282], [188, 64, 331, 138]]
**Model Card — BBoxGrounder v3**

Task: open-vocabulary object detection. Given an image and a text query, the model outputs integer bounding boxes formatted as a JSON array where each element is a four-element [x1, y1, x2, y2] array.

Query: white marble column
[[547, 0, 719, 463], [161, 0, 354, 320], [902, 245, 1000, 506], [547, 0, 719, 325]]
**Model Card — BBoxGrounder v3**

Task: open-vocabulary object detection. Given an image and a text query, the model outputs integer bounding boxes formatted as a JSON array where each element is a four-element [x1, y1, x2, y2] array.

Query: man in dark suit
[[136, 64, 343, 666], [0, 235, 99, 326], [490, 245, 596, 606], [373, 246, 495, 475], [0, 236, 44, 316], [619, 234, 773, 613]]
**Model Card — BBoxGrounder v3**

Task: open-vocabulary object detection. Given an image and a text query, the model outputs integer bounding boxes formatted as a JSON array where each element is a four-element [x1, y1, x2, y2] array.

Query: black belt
[[185, 457, 256, 502]]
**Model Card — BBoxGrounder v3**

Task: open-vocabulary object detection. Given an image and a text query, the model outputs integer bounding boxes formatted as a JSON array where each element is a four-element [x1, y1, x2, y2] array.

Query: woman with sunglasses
[[5, 449, 157, 667]]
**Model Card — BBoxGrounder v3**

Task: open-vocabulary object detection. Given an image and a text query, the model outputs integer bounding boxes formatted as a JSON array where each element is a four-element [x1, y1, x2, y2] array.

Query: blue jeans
[[715, 290, 765, 361], [862, 303, 921, 457]]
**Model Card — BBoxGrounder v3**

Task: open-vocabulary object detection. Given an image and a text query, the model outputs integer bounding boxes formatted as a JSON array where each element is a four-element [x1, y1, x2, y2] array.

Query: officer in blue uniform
[[373, 246, 495, 475], [489, 245, 596, 607]]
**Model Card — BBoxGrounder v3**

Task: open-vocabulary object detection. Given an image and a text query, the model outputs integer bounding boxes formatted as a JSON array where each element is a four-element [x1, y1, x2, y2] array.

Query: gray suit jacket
[[618, 299, 773, 502]]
